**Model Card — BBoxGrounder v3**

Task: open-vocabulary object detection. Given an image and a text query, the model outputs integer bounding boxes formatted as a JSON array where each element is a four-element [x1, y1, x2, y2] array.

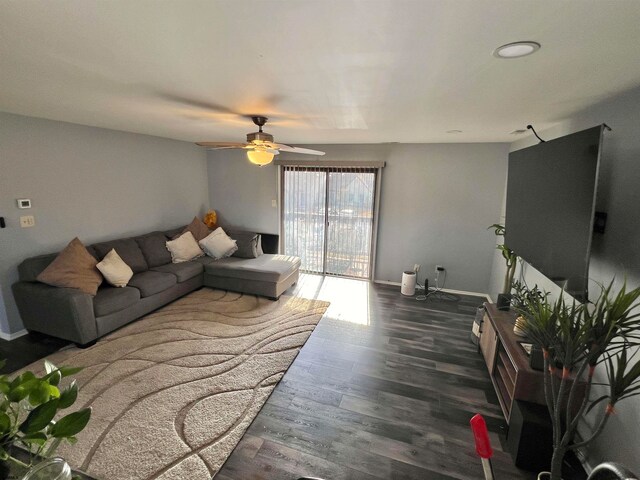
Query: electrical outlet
[[271, 199, 277, 208], [413, 264, 420, 273], [20, 215, 35, 228]]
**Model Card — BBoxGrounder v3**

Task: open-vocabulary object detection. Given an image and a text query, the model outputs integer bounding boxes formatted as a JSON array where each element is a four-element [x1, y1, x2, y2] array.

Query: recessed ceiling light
[[493, 41, 540, 59], [447, 129, 463, 134]]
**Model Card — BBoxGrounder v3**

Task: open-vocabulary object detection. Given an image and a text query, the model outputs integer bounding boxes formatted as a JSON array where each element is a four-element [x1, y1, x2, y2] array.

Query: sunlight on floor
[[293, 273, 372, 326]]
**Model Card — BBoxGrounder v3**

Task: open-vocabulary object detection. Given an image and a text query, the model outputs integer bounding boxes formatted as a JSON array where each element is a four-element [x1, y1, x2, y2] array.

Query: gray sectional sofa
[[11, 226, 300, 346]]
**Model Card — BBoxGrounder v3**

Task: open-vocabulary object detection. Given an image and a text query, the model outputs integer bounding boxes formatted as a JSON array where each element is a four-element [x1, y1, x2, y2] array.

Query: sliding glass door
[[282, 166, 378, 279]]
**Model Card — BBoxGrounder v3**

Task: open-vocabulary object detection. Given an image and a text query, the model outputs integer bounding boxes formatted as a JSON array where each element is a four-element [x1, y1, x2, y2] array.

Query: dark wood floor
[[217, 275, 535, 480], [0, 275, 535, 480]]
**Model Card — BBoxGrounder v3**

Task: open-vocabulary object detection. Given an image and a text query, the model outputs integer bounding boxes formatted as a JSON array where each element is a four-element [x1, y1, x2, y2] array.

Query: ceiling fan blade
[[160, 93, 240, 115], [272, 143, 326, 156], [195, 142, 249, 148]]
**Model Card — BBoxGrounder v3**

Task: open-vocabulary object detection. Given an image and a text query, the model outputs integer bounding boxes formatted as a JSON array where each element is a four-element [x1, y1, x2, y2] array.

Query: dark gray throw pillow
[[229, 231, 259, 259]]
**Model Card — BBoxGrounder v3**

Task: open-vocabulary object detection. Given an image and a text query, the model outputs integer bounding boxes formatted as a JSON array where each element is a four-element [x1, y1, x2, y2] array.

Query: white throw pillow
[[199, 227, 238, 259], [166, 231, 204, 263], [96, 248, 134, 287]]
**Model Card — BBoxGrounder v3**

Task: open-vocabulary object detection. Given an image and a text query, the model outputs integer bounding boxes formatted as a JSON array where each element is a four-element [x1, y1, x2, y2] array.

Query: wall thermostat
[[17, 199, 31, 209]]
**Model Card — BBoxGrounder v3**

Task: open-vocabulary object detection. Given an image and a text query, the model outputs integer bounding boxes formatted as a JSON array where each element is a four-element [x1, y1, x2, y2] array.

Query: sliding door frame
[[277, 160, 384, 280]]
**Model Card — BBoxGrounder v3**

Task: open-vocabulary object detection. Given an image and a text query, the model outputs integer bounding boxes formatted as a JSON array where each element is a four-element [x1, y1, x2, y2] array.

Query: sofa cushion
[[204, 254, 301, 283], [151, 261, 203, 283], [93, 286, 141, 317], [92, 238, 148, 273], [36, 238, 103, 295], [163, 226, 185, 240], [134, 231, 172, 268], [192, 256, 215, 266], [128, 271, 177, 297]]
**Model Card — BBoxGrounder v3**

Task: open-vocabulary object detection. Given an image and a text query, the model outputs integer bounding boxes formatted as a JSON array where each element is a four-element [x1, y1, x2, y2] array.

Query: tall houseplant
[[489, 224, 517, 309], [0, 359, 91, 477], [517, 281, 640, 480]]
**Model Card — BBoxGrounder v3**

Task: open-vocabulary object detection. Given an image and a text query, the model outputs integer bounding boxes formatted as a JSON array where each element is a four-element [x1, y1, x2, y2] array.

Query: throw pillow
[[36, 237, 103, 295], [166, 231, 204, 263], [96, 249, 134, 287], [230, 231, 259, 259], [175, 216, 211, 242], [199, 228, 238, 259]]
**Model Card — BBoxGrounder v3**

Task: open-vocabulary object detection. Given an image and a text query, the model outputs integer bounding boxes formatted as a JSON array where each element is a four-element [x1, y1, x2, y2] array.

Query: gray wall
[[0, 112, 209, 336], [208, 142, 509, 293], [490, 85, 640, 471]]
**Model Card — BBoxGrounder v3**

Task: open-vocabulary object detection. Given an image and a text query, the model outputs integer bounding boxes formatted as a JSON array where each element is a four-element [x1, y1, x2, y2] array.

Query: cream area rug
[[23, 288, 329, 480]]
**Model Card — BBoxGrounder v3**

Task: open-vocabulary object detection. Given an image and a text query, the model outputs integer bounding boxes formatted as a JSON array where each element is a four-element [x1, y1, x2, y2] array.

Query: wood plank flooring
[[217, 275, 535, 480], [0, 275, 536, 479]]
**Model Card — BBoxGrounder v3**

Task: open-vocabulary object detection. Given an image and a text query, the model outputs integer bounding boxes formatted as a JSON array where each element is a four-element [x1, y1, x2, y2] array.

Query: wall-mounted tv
[[505, 125, 605, 301]]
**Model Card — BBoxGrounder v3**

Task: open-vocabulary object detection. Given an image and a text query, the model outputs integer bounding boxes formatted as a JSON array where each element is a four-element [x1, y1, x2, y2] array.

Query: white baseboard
[[0, 329, 28, 341], [373, 280, 492, 302]]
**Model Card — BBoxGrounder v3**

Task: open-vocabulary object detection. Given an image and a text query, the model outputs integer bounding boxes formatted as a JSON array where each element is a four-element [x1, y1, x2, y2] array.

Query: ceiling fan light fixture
[[247, 148, 274, 166], [493, 41, 540, 59]]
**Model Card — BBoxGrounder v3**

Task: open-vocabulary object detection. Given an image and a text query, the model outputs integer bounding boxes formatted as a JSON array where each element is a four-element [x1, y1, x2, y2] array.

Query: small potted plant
[[516, 280, 640, 480], [0, 359, 91, 479], [488, 223, 517, 310]]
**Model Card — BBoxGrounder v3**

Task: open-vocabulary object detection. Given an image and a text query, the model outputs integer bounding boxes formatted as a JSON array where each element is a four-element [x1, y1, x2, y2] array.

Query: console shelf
[[480, 303, 545, 422]]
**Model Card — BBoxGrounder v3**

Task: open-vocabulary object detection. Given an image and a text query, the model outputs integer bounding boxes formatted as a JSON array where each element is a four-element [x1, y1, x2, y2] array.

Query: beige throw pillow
[[166, 231, 204, 263], [199, 227, 238, 259], [97, 249, 134, 287], [36, 237, 103, 295]]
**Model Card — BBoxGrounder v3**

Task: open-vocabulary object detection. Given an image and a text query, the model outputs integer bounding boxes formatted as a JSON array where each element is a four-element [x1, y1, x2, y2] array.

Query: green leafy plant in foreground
[[516, 280, 640, 480], [0, 359, 91, 470]]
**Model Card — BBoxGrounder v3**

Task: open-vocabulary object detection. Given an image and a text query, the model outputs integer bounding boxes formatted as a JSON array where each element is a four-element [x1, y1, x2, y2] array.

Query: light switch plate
[[17, 198, 32, 209], [271, 199, 277, 208], [20, 215, 35, 228]]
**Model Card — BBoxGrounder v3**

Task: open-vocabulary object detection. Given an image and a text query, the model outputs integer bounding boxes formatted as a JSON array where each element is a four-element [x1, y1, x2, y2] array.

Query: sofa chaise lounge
[[12, 226, 300, 346]]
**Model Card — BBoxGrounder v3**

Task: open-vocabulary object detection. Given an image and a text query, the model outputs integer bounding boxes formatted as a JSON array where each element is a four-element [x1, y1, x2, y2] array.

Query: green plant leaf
[[0, 412, 10, 433], [19, 398, 59, 434], [45, 369, 63, 387], [51, 408, 91, 438], [19, 432, 48, 446], [58, 381, 78, 409], [10, 371, 36, 390], [28, 381, 52, 406], [44, 360, 57, 375]]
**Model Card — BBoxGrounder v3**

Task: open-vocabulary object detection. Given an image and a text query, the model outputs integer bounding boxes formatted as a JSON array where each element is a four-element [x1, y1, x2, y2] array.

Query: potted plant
[[0, 359, 91, 479], [489, 224, 517, 310], [516, 281, 640, 480]]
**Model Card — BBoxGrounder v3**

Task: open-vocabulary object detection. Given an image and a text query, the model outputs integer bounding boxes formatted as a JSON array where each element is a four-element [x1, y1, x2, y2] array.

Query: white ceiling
[[2, 0, 640, 144]]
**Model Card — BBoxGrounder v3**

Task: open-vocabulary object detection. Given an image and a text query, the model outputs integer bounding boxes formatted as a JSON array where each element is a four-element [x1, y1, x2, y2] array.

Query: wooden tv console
[[480, 303, 546, 422]]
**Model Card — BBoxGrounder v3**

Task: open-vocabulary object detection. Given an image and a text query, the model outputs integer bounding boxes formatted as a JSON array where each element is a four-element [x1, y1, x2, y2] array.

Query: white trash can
[[401, 271, 417, 296]]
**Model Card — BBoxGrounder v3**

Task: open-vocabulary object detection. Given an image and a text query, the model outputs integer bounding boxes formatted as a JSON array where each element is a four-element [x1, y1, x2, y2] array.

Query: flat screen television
[[505, 125, 605, 301]]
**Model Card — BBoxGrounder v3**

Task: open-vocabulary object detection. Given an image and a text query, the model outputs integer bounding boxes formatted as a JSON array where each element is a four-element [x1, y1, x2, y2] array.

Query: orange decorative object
[[203, 210, 217, 229]]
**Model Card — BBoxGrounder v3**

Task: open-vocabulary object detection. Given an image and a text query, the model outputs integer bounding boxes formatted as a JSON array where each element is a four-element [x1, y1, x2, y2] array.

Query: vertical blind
[[281, 164, 380, 279]]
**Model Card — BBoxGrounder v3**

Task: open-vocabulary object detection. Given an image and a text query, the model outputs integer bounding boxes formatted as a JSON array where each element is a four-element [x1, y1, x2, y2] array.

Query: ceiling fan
[[196, 116, 325, 166]]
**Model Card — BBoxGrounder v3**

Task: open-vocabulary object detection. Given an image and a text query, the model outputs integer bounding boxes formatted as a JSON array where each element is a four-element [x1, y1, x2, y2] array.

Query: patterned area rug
[[23, 288, 329, 480]]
